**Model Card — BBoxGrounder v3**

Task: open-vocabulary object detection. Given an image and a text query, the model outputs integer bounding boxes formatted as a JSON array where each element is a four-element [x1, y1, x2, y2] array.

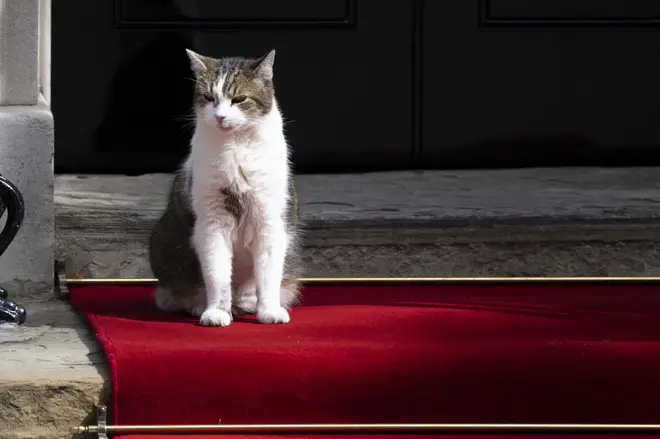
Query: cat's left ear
[[250, 49, 276, 81], [186, 48, 209, 75]]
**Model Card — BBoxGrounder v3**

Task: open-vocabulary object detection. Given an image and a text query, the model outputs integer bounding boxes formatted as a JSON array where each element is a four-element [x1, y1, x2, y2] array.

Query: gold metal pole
[[64, 276, 660, 286], [70, 422, 660, 436], [66, 278, 158, 285]]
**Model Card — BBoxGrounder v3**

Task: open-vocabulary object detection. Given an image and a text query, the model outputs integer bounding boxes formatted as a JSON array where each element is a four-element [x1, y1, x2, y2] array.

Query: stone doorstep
[[56, 168, 660, 278], [57, 222, 660, 279], [0, 299, 108, 439]]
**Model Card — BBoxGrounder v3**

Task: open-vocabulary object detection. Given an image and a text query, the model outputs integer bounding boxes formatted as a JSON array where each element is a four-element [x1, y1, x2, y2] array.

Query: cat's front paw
[[199, 309, 233, 327], [257, 306, 290, 324]]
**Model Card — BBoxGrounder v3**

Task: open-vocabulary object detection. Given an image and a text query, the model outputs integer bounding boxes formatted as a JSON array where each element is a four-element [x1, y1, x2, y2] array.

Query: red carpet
[[70, 283, 660, 432]]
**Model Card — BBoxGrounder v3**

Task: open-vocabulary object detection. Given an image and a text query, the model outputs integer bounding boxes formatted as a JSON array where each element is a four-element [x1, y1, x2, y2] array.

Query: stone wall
[[0, 0, 54, 298]]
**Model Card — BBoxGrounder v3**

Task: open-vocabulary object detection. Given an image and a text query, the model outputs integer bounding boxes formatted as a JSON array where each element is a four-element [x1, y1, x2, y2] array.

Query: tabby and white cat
[[148, 49, 302, 327]]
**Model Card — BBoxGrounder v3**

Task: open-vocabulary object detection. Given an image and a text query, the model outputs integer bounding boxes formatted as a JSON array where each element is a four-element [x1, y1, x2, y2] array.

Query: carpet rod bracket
[[97, 405, 108, 439]]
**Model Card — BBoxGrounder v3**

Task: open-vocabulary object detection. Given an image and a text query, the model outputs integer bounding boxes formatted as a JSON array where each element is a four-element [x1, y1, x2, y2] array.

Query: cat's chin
[[215, 123, 248, 134]]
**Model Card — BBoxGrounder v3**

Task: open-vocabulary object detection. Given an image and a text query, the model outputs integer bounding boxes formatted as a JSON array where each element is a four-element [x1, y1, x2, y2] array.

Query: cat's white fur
[[183, 52, 292, 327]]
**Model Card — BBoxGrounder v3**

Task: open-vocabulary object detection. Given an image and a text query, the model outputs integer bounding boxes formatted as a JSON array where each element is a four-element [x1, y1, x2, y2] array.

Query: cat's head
[[186, 49, 276, 133]]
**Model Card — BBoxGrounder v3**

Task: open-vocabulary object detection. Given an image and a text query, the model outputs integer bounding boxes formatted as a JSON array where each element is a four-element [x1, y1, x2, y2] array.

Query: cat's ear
[[186, 49, 209, 75], [250, 49, 276, 81]]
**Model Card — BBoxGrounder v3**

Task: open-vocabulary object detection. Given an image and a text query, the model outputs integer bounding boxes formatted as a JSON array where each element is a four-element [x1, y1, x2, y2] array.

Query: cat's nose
[[215, 115, 226, 123]]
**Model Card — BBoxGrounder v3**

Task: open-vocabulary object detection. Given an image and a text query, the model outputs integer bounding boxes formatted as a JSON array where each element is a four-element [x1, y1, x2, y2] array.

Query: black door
[[53, 1, 660, 174], [421, 0, 660, 168], [53, 0, 415, 174]]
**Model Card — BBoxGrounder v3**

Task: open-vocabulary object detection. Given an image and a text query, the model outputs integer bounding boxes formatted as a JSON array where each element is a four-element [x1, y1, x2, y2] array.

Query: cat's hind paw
[[257, 306, 290, 324], [189, 304, 206, 317], [199, 309, 232, 327], [153, 287, 181, 313]]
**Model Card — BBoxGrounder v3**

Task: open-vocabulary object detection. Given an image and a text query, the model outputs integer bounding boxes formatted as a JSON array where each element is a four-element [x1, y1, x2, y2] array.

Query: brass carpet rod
[[71, 422, 660, 436], [72, 406, 660, 437], [64, 276, 660, 285]]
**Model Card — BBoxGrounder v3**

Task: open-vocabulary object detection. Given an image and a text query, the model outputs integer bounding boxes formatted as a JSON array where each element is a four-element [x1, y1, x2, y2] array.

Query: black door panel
[[53, 0, 414, 174]]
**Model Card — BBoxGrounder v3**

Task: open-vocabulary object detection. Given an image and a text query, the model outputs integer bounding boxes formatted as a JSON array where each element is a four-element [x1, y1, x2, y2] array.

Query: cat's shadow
[[82, 297, 649, 325], [80, 301, 263, 326], [73, 297, 660, 343], [74, 286, 660, 338]]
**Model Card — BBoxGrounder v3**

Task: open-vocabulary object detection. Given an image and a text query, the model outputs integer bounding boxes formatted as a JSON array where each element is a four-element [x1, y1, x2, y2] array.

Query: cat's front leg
[[254, 218, 290, 324], [192, 218, 234, 327]]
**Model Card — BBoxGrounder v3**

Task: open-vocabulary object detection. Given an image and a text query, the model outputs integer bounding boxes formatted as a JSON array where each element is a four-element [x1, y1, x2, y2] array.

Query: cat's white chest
[[192, 139, 264, 194], [218, 147, 257, 193], [187, 122, 290, 227]]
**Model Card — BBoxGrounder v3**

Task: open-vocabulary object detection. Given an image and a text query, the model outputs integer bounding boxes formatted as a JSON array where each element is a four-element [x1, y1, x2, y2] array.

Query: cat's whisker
[[173, 114, 198, 122]]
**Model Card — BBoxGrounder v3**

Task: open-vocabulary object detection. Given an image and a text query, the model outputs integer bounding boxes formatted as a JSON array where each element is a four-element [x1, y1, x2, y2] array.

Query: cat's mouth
[[216, 122, 238, 132]]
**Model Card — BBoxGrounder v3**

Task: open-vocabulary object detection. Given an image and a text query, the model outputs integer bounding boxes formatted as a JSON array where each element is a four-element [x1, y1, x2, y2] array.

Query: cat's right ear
[[186, 49, 208, 75]]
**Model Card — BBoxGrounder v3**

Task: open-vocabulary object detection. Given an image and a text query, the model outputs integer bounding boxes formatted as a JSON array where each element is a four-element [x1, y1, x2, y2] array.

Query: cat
[[148, 48, 302, 327]]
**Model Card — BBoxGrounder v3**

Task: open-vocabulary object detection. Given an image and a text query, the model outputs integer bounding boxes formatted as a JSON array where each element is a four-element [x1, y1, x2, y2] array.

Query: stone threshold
[[56, 167, 660, 279]]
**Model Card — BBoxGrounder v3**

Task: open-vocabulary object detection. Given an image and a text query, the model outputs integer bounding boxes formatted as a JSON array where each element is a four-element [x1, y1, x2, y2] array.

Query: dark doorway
[[53, 0, 660, 174]]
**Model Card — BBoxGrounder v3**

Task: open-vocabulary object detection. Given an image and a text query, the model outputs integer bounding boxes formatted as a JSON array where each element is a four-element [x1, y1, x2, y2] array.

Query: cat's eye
[[231, 96, 247, 105], [202, 93, 214, 102]]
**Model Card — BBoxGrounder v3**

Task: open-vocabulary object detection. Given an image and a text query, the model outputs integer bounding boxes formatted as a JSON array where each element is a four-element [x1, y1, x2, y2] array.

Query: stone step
[[56, 167, 660, 279], [0, 296, 107, 439], [6, 166, 658, 437]]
